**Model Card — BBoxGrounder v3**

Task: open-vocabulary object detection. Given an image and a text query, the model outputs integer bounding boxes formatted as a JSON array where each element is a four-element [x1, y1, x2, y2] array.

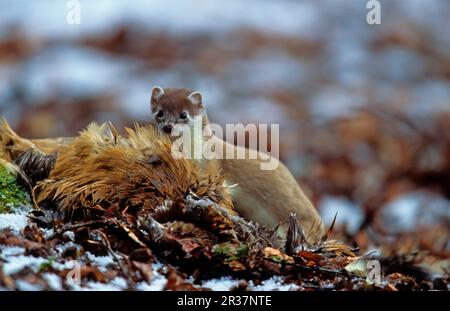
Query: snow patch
[[319, 195, 364, 234], [380, 191, 450, 234], [15, 280, 44, 291], [16, 46, 136, 102], [202, 277, 240, 291], [2, 255, 48, 275], [80, 277, 128, 291], [0, 212, 29, 235], [309, 87, 368, 121], [110, 277, 128, 289], [249, 276, 299, 291], [0, 245, 25, 257], [85, 252, 115, 272], [136, 263, 168, 291], [43, 273, 63, 291]]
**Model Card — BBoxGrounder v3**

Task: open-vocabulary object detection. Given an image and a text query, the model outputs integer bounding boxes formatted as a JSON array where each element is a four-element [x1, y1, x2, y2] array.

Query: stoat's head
[[150, 86, 205, 135]]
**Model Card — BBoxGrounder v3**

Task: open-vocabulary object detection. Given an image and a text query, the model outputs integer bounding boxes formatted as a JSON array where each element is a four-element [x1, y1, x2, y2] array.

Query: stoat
[[150, 86, 324, 242]]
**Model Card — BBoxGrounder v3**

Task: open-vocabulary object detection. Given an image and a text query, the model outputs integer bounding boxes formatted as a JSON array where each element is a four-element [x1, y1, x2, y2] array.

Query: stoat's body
[[150, 87, 324, 242]]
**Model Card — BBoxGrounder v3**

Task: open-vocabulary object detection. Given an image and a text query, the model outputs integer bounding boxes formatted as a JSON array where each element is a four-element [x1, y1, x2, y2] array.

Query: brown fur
[[151, 88, 204, 117], [217, 138, 324, 242]]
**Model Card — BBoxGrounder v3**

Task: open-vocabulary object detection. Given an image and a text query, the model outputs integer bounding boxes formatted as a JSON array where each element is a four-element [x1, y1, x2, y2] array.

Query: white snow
[[380, 191, 450, 234], [136, 279, 167, 291], [85, 252, 115, 272], [135, 262, 168, 291], [43, 273, 63, 291], [202, 277, 240, 291], [82, 277, 128, 291], [17, 46, 137, 101], [0, 212, 29, 235], [73, 281, 120, 291], [0, 246, 25, 257], [43, 228, 55, 240], [62, 231, 75, 242], [409, 80, 450, 117], [1, 255, 48, 275], [309, 86, 368, 121], [319, 195, 364, 234], [110, 277, 128, 289], [15, 280, 44, 291], [51, 259, 78, 272], [69, 277, 128, 291], [249, 276, 299, 291]]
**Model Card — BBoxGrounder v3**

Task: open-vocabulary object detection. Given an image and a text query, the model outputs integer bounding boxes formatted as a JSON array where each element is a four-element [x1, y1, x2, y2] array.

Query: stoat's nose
[[163, 124, 173, 134]]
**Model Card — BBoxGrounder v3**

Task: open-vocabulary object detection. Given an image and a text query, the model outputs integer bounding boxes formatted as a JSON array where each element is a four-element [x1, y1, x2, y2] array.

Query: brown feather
[[28, 122, 233, 221]]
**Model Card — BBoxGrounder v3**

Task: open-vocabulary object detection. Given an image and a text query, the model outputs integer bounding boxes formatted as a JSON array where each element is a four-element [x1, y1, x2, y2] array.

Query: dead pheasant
[[2, 121, 233, 221]]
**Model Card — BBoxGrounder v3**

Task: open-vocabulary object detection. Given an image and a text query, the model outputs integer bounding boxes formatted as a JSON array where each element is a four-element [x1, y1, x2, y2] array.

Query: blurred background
[[0, 0, 449, 259]]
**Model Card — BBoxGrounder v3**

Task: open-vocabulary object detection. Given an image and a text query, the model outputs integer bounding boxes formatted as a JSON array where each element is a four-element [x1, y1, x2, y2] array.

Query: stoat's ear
[[187, 91, 203, 107], [151, 86, 164, 111], [151, 86, 165, 101]]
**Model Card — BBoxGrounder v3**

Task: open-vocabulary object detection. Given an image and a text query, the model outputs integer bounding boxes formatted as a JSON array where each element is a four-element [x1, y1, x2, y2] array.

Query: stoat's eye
[[179, 112, 188, 120], [156, 110, 164, 118]]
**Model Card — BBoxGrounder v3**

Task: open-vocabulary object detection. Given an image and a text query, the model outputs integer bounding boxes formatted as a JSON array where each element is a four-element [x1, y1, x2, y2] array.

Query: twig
[[92, 230, 136, 289]]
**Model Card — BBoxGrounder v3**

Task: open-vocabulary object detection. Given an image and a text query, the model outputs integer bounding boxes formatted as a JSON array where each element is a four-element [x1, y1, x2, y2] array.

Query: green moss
[[0, 163, 30, 213], [212, 242, 249, 262], [38, 256, 57, 272], [269, 255, 283, 263]]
